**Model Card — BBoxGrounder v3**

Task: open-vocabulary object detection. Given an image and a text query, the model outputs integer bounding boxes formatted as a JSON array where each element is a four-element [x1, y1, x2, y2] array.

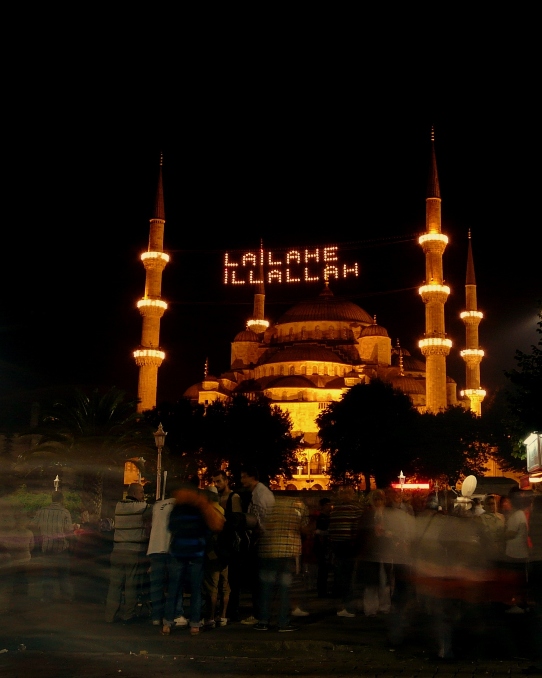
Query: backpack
[[215, 493, 249, 561]]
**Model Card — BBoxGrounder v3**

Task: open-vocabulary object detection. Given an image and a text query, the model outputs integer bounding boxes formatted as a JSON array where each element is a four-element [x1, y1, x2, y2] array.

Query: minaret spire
[[460, 231, 486, 415], [418, 128, 451, 412], [247, 239, 269, 334], [133, 156, 170, 412]]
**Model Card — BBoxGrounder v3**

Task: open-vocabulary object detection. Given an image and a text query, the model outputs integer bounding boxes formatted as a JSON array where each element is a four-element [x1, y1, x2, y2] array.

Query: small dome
[[390, 376, 426, 395], [361, 323, 389, 338], [234, 329, 260, 342]]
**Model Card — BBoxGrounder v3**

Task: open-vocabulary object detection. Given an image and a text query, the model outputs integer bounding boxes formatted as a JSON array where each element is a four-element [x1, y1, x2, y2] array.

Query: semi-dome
[[390, 376, 426, 395], [276, 284, 373, 325], [233, 328, 260, 342]]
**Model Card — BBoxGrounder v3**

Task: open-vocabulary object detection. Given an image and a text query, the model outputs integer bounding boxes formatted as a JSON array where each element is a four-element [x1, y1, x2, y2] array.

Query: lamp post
[[54, 475, 60, 492], [398, 470, 405, 494], [153, 423, 167, 501]]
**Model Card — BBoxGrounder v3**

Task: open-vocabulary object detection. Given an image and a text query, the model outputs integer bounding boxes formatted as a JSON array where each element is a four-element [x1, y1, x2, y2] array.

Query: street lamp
[[54, 475, 60, 492], [398, 470, 405, 494], [153, 423, 167, 501]]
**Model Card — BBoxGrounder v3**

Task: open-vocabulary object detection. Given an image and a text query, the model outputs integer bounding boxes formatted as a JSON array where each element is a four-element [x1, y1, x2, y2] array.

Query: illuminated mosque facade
[[133, 135, 486, 489]]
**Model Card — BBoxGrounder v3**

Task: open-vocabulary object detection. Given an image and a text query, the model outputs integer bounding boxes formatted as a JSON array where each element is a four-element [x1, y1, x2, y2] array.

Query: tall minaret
[[133, 156, 169, 412], [246, 241, 269, 334], [460, 231, 486, 415], [418, 128, 451, 412]]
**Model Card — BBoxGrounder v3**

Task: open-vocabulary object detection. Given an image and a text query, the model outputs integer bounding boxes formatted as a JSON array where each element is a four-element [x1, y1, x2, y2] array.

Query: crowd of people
[[1, 474, 541, 661]]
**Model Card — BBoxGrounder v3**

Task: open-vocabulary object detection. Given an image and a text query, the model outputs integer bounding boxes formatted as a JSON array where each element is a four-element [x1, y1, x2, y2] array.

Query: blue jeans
[[163, 556, 204, 628], [149, 553, 185, 622], [258, 557, 295, 628]]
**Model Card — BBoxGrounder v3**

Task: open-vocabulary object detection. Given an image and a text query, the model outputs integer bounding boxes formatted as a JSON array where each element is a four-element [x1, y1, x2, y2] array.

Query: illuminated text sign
[[223, 245, 359, 285]]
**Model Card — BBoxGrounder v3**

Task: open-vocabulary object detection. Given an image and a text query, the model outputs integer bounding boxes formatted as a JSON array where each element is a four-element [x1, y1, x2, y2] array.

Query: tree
[[412, 405, 489, 486], [317, 379, 420, 490], [505, 306, 542, 449], [22, 387, 154, 517]]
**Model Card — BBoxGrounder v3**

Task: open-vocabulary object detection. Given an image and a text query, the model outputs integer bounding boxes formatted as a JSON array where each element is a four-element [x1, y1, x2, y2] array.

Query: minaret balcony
[[460, 348, 484, 365], [247, 318, 269, 333], [137, 298, 168, 317], [460, 388, 486, 398], [133, 348, 165, 366], [419, 233, 448, 254], [419, 284, 450, 303], [419, 337, 452, 356], [141, 251, 169, 270], [460, 310, 483, 325]]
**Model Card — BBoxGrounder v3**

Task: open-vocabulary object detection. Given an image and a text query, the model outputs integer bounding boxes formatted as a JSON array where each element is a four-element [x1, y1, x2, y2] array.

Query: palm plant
[[22, 387, 154, 517]]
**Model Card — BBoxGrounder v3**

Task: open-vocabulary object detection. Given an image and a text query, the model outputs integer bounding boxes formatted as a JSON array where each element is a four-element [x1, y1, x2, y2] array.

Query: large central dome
[[276, 284, 373, 325]]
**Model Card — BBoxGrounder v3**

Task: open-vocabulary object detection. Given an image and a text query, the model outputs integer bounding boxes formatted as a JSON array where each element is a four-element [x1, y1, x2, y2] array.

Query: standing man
[[239, 466, 275, 625], [105, 483, 152, 623], [31, 491, 74, 603], [328, 485, 364, 618], [253, 496, 309, 632], [212, 471, 243, 622]]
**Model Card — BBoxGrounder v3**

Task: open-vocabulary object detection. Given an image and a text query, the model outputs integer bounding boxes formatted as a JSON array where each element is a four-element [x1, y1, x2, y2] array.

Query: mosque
[[132, 135, 486, 490]]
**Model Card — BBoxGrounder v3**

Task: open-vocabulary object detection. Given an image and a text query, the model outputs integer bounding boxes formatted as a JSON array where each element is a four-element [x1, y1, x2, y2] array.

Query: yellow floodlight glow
[[247, 319, 270, 330], [137, 299, 168, 310], [419, 338, 452, 349], [419, 284, 450, 296], [419, 233, 449, 245], [141, 251, 170, 263]]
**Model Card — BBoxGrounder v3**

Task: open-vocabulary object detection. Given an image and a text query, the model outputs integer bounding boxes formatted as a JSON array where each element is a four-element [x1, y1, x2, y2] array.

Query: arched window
[[289, 365, 295, 375], [315, 325, 322, 339], [279, 365, 285, 375], [312, 365, 318, 375], [270, 367, 274, 376], [301, 365, 307, 375], [334, 366, 339, 376], [288, 328, 294, 340], [328, 325, 335, 339], [310, 453, 323, 474], [301, 326, 307, 339]]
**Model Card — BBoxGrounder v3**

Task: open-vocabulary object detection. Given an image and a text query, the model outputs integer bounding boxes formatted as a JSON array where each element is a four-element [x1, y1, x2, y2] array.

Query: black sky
[[1, 33, 539, 411]]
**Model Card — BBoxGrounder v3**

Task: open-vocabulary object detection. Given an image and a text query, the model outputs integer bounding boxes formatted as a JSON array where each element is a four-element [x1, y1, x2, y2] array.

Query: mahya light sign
[[224, 245, 359, 285]]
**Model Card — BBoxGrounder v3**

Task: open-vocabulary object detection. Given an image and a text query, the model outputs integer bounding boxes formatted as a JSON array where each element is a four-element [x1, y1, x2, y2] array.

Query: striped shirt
[[31, 503, 73, 554], [258, 497, 309, 559], [328, 502, 364, 543]]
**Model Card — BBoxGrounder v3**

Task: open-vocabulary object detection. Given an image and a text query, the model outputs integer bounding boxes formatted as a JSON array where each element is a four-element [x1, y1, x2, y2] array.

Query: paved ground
[[0, 571, 541, 677]]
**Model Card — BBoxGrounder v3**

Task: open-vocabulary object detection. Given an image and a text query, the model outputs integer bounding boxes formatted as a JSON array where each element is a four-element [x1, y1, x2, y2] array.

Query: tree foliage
[[412, 406, 490, 485], [149, 394, 300, 484], [505, 306, 542, 448], [317, 379, 420, 490]]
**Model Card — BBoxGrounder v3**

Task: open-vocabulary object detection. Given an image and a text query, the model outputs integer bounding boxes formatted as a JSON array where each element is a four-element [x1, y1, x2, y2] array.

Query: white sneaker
[[216, 617, 228, 626], [152, 619, 162, 626], [174, 615, 188, 627], [337, 608, 355, 618], [241, 615, 259, 625], [291, 607, 310, 617]]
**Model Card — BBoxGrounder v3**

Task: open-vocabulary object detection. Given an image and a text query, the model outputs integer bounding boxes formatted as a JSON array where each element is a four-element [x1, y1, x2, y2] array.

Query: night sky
[[2, 50, 539, 413]]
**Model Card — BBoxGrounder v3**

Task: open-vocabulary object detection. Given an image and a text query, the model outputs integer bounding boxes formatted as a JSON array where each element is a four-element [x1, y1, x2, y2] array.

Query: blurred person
[[328, 485, 364, 617], [314, 497, 332, 598], [253, 496, 309, 632], [105, 483, 152, 623], [499, 495, 513, 523], [239, 467, 275, 625], [30, 491, 74, 604], [71, 511, 109, 603], [211, 471, 244, 622], [504, 487, 532, 613], [163, 477, 224, 636], [477, 495, 505, 563], [527, 494, 542, 672], [146, 489, 187, 628], [0, 506, 34, 608], [358, 489, 392, 617], [202, 486, 229, 628]]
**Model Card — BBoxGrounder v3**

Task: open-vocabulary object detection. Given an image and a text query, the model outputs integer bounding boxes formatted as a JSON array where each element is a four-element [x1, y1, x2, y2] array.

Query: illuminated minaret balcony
[[419, 337, 452, 356], [141, 251, 170, 268], [137, 298, 168, 317], [418, 284, 450, 304], [247, 318, 269, 333]]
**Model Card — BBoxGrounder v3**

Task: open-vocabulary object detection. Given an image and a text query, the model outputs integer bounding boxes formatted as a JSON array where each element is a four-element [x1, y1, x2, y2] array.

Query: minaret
[[133, 156, 169, 412], [246, 241, 269, 334], [460, 231, 486, 415], [418, 128, 451, 412]]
